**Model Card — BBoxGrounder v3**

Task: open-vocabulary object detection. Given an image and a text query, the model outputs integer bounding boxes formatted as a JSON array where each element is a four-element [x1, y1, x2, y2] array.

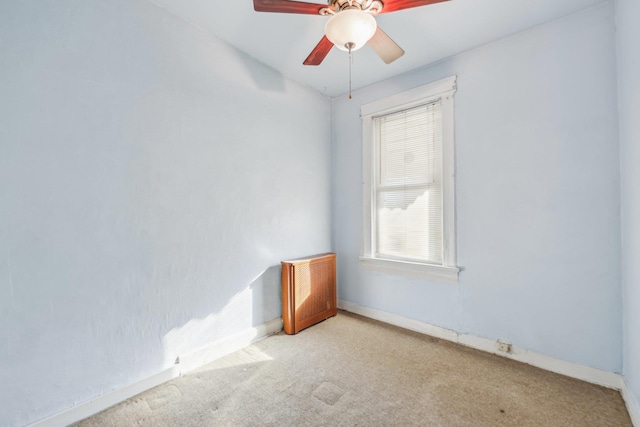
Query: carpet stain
[[312, 382, 346, 406], [262, 373, 298, 393], [145, 384, 183, 410]]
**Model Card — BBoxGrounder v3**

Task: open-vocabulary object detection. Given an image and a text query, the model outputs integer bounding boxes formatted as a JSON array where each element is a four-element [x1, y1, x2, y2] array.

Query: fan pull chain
[[347, 42, 355, 99]]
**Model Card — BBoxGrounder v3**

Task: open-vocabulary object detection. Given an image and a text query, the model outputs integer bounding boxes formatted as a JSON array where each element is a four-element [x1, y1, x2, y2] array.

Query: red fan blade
[[379, 0, 449, 14], [254, 0, 326, 14], [367, 27, 404, 64], [303, 36, 334, 65]]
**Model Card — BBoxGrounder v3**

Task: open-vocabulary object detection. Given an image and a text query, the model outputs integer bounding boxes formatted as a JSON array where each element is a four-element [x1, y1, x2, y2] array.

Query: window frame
[[360, 76, 459, 282]]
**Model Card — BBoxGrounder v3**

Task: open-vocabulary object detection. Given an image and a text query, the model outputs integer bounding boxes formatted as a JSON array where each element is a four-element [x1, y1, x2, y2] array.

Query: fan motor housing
[[327, 0, 382, 13]]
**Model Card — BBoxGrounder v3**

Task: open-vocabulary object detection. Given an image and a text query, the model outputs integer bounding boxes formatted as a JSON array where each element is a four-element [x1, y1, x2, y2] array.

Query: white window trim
[[360, 76, 459, 282]]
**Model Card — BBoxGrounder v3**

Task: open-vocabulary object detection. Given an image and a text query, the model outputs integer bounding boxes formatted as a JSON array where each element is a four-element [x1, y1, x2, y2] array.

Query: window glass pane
[[376, 187, 442, 263]]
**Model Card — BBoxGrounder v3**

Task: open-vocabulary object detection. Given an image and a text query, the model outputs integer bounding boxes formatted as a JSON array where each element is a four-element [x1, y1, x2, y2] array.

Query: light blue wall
[[616, 0, 640, 413], [332, 3, 621, 372], [0, 0, 631, 425], [0, 1, 331, 425]]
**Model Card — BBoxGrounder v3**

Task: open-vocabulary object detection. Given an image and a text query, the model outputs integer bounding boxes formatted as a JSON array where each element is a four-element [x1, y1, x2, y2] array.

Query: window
[[360, 76, 459, 282]]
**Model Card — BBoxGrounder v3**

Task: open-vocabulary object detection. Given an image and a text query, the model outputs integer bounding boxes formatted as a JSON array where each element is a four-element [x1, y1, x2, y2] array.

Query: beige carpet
[[76, 311, 632, 426]]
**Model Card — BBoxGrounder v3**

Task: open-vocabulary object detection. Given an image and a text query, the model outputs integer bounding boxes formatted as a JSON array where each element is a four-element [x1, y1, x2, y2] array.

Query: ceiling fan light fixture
[[324, 9, 377, 52]]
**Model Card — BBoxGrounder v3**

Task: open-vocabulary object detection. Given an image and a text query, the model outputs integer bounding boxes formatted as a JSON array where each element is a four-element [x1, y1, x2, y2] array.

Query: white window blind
[[374, 101, 443, 264]]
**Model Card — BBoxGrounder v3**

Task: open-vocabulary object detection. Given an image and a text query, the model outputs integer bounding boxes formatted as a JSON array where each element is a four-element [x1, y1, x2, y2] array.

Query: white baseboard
[[337, 299, 623, 390], [28, 366, 181, 427], [179, 318, 283, 373], [622, 379, 640, 427], [29, 318, 283, 427], [26, 307, 633, 426]]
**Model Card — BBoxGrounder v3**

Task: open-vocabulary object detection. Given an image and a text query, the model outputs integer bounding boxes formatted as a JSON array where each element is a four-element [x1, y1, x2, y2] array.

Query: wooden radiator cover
[[281, 253, 337, 335]]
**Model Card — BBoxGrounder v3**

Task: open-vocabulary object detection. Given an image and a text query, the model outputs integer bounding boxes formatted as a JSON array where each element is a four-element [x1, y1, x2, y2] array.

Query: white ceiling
[[149, 0, 605, 97]]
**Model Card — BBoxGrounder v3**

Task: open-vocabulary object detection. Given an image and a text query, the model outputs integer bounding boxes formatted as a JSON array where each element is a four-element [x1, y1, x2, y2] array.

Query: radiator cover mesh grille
[[282, 253, 337, 334]]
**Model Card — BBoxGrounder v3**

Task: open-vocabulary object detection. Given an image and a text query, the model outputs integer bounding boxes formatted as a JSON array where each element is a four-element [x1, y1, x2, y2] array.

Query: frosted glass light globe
[[325, 9, 377, 52]]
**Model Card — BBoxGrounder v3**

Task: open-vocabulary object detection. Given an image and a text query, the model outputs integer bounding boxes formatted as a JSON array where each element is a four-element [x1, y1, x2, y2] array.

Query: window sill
[[359, 256, 460, 283]]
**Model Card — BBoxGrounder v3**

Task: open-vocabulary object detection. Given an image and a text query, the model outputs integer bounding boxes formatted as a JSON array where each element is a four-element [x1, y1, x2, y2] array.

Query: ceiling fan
[[253, 0, 450, 66]]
